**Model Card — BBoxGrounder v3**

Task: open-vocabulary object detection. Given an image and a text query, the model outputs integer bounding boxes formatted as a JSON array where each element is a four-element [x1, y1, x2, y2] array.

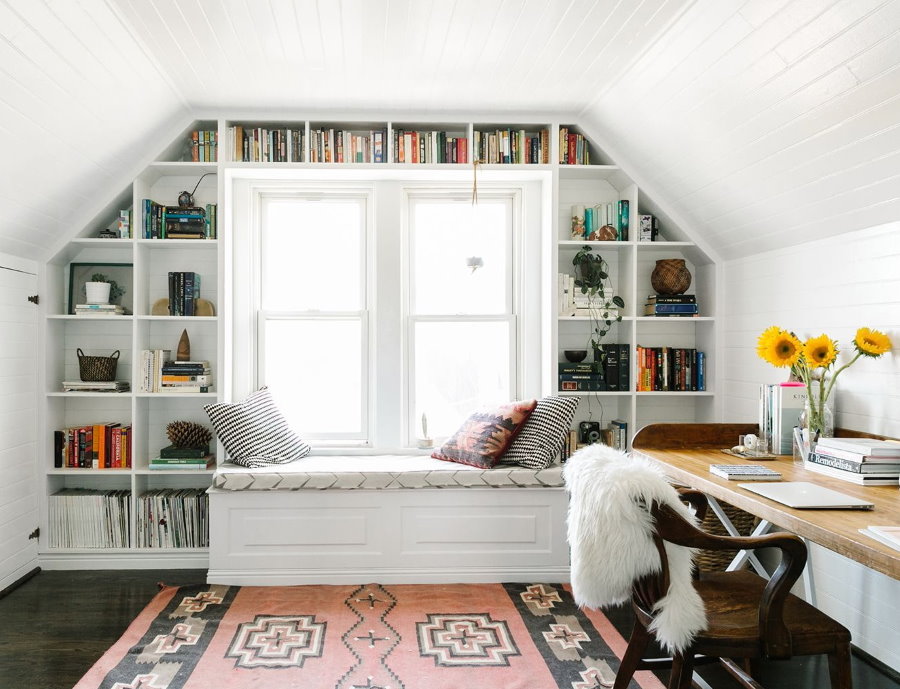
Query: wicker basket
[[77, 348, 119, 382], [697, 500, 757, 572]]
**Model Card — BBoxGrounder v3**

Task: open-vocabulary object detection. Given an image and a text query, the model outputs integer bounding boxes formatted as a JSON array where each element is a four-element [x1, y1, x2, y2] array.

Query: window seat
[[207, 455, 570, 586], [211, 454, 565, 491]]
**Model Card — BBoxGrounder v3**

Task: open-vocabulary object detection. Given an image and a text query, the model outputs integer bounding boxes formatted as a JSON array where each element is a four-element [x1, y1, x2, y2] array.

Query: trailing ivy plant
[[572, 245, 625, 359]]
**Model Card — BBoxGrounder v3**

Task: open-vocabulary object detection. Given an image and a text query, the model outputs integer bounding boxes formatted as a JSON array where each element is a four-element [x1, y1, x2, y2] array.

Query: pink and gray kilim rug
[[73, 582, 665, 689]]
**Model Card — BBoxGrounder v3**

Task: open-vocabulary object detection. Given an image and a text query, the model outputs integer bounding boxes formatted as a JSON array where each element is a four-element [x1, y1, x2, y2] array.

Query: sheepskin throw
[[563, 443, 707, 652]]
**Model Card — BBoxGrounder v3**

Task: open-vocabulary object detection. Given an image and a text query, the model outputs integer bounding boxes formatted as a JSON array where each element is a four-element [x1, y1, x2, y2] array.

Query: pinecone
[[166, 420, 212, 448]]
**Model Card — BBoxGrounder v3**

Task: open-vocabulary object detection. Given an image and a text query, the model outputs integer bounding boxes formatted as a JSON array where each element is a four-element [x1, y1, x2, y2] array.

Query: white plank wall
[[0, 255, 38, 591], [722, 222, 900, 670]]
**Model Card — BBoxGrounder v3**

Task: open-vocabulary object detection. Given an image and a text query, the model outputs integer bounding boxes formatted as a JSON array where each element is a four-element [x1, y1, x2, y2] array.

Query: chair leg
[[668, 652, 695, 689], [613, 620, 653, 689], [827, 643, 853, 689]]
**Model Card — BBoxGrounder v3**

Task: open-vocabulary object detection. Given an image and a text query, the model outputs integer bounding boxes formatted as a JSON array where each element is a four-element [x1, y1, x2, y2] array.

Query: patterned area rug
[[73, 582, 665, 689]]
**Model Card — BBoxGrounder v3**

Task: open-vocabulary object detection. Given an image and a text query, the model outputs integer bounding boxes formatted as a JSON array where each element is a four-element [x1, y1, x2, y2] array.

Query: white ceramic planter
[[84, 281, 111, 304]]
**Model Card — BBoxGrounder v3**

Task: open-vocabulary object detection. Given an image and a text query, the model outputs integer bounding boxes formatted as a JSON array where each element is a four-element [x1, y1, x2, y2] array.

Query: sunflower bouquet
[[756, 327, 892, 442]]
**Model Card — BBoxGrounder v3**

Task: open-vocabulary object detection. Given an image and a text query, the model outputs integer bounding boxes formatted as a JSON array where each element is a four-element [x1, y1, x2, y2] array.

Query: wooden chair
[[615, 490, 853, 689]]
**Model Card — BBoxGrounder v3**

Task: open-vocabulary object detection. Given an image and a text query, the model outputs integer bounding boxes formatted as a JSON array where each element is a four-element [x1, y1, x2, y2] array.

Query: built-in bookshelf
[[39, 116, 717, 566]]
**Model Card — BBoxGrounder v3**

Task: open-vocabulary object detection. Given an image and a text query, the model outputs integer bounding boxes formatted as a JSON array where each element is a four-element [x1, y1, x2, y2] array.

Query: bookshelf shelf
[[46, 392, 134, 398]]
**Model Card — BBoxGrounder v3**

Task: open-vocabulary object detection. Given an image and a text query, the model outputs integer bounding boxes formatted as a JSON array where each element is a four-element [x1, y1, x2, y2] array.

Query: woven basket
[[77, 348, 119, 382], [650, 258, 692, 295], [697, 500, 757, 572]]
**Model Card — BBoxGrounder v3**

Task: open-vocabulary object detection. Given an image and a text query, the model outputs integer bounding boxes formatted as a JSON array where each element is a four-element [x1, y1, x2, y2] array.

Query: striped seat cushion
[[500, 396, 580, 469], [204, 387, 310, 468]]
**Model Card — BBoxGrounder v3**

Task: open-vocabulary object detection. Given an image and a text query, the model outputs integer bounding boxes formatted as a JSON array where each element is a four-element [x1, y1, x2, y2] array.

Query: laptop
[[737, 481, 875, 510]]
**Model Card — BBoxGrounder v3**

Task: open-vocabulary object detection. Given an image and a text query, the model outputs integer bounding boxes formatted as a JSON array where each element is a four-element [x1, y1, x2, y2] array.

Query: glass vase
[[799, 400, 834, 446]]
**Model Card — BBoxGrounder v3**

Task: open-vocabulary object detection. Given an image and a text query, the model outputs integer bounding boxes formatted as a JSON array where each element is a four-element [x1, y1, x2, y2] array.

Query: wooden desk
[[632, 424, 900, 581]]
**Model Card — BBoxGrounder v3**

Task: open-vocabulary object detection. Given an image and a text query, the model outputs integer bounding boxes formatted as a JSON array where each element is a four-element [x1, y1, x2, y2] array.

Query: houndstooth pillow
[[204, 387, 310, 468], [500, 396, 580, 469]]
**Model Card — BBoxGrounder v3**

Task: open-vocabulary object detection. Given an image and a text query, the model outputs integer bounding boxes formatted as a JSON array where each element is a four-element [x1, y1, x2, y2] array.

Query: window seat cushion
[[211, 454, 564, 491]]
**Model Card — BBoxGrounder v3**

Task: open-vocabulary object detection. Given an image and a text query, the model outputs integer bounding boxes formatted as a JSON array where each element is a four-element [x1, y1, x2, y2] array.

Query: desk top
[[632, 424, 900, 581]]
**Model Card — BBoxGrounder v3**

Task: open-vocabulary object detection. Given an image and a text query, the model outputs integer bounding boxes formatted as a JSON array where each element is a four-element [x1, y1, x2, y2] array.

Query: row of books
[[643, 293, 699, 317], [309, 128, 387, 163], [559, 128, 590, 165], [472, 128, 548, 165], [62, 380, 130, 393], [190, 130, 218, 162], [140, 350, 213, 393], [135, 488, 209, 548], [557, 272, 621, 318], [230, 125, 303, 162], [141, 201, 218, 239], [48, 489, 131, 548], [760, 382, 808, 455], [635, 346, 706, 392], [53, 424, 132, 468], [804, 436, 900, 486], [558, 344, 630, 392], [150, 444, 216, 471], [393, 130, 469, 164], [558, 419, 629, 461], [168, 271, 201, 316], [571, 201, 630, 241]]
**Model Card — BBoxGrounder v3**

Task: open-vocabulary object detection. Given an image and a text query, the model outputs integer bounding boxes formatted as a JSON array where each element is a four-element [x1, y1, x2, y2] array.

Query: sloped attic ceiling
[[2, 0, 899, 263]]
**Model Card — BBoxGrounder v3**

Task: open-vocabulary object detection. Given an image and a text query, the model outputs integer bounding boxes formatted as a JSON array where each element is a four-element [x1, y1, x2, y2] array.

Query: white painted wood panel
[[0, 261, 38, 591], [722, 221, 900, 670]]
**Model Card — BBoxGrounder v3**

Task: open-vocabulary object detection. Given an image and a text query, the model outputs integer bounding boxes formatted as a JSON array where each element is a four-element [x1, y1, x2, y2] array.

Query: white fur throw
[[563, 443, 707, 652]]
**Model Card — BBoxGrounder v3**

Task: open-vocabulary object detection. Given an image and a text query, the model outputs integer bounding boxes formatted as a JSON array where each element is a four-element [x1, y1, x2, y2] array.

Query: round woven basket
[[697, 501, 757, 572], [650, 258, 692, 295], [77, 348, 119, 382]]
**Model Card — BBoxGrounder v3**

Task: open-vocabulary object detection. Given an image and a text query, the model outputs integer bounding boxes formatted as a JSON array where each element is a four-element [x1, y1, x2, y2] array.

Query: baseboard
[[0, 567, 41, 600], [39, 551, 209, 570], [206, 565, 572, 586], [853, 644, 900, 682]]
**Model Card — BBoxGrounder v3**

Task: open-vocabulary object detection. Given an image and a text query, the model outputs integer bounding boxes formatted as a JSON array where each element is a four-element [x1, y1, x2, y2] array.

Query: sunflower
[[803, 334, 838, 368], [854, 328, 891, 358], [757, 328, 801, 368]]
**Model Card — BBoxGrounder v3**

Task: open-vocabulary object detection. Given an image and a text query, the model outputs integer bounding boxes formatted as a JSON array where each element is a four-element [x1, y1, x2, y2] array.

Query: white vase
[[85, 281, 111, 304]]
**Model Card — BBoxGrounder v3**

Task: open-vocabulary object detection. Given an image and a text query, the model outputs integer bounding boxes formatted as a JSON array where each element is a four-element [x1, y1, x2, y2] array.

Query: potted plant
[[84, 273, 125, 305], [572, 245, 625, 366]]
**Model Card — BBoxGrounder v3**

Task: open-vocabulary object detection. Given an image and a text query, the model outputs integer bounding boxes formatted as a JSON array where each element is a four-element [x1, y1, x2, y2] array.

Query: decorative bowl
[[564, 350, 588, 363]]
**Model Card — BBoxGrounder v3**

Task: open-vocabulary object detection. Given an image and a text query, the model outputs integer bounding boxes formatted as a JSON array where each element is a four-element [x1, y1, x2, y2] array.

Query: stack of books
[[160, 360, 212, 393], [557, 272, 620, 319], [643, 294, 698, 317], [150, 445, 215, 470], [558, 362, 605, 392], [806, 437, 900, 485], [163, 207, 206, 239], [62, 380, 130, 393], [74, 303, 127, 316]]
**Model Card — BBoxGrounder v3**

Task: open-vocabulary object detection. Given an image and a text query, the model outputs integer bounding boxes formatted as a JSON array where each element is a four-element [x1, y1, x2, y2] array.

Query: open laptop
[[737, 481, 875, 510]]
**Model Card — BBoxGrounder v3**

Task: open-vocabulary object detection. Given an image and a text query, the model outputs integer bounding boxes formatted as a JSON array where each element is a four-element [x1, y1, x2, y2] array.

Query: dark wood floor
[[1, 570, 897, 689]]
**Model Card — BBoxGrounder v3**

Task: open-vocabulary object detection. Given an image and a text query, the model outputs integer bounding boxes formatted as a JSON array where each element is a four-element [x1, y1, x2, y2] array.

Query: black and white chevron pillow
[[500, 396, 579, 469], [204, 387, 310, 468]]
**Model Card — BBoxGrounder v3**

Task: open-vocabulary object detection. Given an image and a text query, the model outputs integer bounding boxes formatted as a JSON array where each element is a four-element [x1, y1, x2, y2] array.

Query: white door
[[0, 264, 39, 590]]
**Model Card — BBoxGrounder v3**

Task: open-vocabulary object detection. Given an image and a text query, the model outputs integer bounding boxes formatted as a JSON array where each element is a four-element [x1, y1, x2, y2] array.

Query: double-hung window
[[256, 190, 371, 443], [234, 176, 534, 450], [406, 192, 517, 442]]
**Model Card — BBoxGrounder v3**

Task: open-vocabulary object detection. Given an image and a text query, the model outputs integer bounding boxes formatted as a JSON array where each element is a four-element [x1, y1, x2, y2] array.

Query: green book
[[159, 444, 209, 458]]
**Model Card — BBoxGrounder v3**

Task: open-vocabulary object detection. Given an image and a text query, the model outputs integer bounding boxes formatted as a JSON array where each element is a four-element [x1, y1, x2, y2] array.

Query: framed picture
[[67, 262, 134, 315]]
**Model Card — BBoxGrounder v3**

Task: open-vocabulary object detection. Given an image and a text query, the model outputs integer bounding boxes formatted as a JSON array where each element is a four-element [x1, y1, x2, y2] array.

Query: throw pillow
[[432, 399, 538, 469], [204, 387, 311, 468], [500, 396, 580, 469]]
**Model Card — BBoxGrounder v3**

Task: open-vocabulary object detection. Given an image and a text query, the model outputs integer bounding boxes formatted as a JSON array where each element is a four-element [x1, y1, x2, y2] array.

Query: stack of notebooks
[[74, 303, 127, 316], [806, 436, 900, 485], [150, 445, 215, 470], [62, 380, 130, 392]]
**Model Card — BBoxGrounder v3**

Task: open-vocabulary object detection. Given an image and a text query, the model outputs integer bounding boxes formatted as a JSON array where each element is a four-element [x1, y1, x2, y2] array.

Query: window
[[256, 192, 370, 442], [406, 193, 517, 441], [232, 176, 538, 450]]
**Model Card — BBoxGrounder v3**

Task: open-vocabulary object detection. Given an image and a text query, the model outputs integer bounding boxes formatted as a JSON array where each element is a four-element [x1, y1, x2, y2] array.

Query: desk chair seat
[[563, 444, 853, 689]]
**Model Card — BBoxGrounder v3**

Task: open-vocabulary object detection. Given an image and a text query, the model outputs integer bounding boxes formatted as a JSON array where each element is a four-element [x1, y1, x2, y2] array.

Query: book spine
[[618, 343, 630, 392], [808, 452, 866, 473]]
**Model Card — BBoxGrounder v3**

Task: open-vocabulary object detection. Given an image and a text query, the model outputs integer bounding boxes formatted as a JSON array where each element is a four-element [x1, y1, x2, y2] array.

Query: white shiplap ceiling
[[1, 0, 899, 262]]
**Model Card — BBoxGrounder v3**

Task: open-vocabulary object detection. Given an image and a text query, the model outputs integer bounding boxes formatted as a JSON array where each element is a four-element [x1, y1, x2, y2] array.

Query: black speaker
[[579, 421, 602, 444]]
